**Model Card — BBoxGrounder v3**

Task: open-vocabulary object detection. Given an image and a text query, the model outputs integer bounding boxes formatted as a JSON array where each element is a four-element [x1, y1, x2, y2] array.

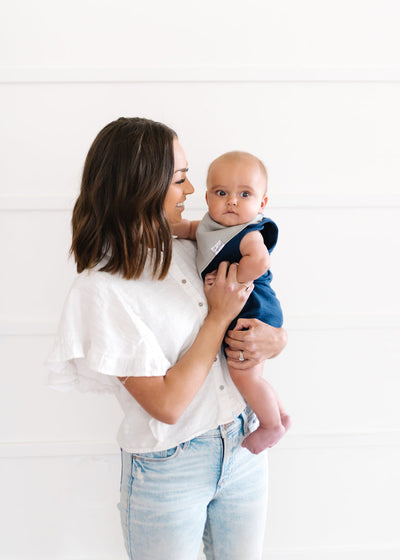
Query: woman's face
[[164, 139, 194, 225]]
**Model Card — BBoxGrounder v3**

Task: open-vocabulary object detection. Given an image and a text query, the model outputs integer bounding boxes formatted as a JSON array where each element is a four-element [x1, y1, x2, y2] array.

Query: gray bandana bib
[[196, 212, 263, 275]]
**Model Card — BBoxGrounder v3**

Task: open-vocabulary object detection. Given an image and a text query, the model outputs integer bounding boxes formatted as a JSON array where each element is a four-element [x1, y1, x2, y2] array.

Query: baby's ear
[[260, 195, 268, 210]]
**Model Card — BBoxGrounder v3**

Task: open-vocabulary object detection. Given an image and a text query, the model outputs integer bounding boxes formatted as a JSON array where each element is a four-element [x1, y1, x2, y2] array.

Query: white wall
[[1, 1, 400, 558]]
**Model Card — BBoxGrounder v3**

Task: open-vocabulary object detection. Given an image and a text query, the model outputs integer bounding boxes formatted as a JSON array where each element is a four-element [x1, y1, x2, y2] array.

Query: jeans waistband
[[196, 407, 250, 439]]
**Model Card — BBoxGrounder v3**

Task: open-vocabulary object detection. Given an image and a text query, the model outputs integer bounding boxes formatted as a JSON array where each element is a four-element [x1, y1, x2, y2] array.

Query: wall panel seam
[[1, 195, 400, 211], [1, 314, 400, 336], [1, 432, 400, 458], [262, 544, 400, 557], [2, 67, 400, 83]]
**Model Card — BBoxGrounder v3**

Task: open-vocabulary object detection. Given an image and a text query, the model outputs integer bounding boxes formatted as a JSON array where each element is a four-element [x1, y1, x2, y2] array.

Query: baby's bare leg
[[229, 362, 290, 454]]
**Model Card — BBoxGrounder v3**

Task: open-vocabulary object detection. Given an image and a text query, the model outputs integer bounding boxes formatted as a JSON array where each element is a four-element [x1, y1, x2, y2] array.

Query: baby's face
[[206, 158, 268, 227]]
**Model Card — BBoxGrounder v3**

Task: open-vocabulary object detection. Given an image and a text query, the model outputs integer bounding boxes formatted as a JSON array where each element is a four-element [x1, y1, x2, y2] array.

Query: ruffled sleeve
[[47, 271, 172, 394]]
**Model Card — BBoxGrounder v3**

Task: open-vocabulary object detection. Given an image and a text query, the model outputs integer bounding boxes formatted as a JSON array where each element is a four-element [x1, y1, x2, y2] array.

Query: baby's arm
[[171, 219, 200, 240], [237, 230, 270, 284]]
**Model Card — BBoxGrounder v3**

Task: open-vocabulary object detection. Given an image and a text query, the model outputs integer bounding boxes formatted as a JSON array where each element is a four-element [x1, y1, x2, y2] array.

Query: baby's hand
[[204, 270, 218, 286], [171, 219, 200, 240], [171, 220, 191, 238]]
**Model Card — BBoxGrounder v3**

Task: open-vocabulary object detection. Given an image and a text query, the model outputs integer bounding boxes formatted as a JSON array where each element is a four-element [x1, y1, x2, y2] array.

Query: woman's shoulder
[[70, 268, 115, 290], [68, 242, 198, 297], [67, 269, 131, 306], [172, 238, 197, 260]]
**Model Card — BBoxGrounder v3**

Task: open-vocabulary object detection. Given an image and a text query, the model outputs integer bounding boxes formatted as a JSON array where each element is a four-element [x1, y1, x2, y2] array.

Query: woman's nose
[[184, 179, 195, 194]]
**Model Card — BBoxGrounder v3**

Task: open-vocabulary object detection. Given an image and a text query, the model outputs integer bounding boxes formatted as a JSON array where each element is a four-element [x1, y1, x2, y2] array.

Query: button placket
[[214, 364, 231, 407], [169, 260, 207, 317]]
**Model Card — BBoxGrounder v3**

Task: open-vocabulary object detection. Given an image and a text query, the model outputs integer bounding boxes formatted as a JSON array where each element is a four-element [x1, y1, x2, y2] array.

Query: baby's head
[[205, 151, 268, 227]]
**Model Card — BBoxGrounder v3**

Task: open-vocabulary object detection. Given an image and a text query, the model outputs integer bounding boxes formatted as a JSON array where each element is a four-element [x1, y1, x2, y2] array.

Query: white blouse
[[47, 239, 246, 452]]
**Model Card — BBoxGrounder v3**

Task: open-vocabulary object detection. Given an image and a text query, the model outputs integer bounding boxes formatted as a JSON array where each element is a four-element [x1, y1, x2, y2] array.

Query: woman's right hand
[[225, 319, 288, 368], [204, 262, 253, 325]]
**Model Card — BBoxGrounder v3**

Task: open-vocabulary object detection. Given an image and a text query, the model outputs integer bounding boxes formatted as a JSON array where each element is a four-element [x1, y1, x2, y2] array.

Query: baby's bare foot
[[281, 413, 292, 431], [242, 424, 285, 455]]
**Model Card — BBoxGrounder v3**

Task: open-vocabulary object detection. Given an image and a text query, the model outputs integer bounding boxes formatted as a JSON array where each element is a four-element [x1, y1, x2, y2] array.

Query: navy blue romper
[[199, 216, 283, 333]]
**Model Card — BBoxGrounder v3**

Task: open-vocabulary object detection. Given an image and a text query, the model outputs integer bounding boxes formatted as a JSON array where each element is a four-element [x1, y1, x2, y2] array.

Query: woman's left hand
[[224, 318, 288, 369]]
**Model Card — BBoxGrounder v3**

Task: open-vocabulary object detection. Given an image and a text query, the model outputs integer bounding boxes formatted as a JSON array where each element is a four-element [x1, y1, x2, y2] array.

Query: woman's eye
[[176, 178, 186, 184]]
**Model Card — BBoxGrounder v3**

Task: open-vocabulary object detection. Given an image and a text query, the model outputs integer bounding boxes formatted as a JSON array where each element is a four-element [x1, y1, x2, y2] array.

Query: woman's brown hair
[[70, 117, 177, 279]]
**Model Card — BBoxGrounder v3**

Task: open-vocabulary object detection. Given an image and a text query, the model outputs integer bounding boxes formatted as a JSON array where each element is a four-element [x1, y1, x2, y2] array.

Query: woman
[[48, 117, 287, 559]]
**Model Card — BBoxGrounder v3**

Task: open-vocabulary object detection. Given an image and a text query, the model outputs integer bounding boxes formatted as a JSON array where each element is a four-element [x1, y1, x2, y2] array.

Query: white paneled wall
[[1, 1, 400, 558]]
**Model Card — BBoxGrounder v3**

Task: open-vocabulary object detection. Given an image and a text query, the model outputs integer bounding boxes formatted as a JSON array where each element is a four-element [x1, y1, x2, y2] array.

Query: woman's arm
[[119, 262, 252, 424], [224, 318, 288, 370]]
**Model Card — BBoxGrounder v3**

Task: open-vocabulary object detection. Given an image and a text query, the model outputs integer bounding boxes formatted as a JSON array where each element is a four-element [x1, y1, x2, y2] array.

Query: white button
[[219, 385, 224, 391], [181, 279, 187, 284], [198, 302, 204, 307]]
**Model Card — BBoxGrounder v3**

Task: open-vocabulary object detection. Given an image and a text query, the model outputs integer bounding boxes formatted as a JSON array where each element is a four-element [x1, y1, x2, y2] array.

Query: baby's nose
[[227, 194, 238, 205]]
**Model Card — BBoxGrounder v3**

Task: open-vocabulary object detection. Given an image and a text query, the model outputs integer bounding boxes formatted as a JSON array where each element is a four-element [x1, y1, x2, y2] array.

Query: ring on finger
[[239, 350, 245, 362]]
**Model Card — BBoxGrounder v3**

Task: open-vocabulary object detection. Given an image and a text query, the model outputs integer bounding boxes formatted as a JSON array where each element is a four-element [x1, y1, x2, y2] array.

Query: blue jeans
[[118, 408, 268, 559]]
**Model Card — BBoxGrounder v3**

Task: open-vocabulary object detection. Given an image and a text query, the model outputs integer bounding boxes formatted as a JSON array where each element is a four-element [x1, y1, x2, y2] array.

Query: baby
[[174, 151, 290, 454]]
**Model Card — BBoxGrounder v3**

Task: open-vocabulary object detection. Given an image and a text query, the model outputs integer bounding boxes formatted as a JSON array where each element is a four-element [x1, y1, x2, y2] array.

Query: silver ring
[[239, 350, 245, 361]]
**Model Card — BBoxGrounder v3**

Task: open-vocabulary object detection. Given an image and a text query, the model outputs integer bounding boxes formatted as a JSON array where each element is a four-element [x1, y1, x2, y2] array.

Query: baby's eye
[[240, 192, 250, 198], [216, 190, 226, 197]]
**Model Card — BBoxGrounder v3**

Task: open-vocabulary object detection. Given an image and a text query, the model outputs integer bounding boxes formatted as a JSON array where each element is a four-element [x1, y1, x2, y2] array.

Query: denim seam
[[127, 452, 134, 560], [196, 425, 242, 440], [119, 448, 123, 491], [131, 444, 182, 463]]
